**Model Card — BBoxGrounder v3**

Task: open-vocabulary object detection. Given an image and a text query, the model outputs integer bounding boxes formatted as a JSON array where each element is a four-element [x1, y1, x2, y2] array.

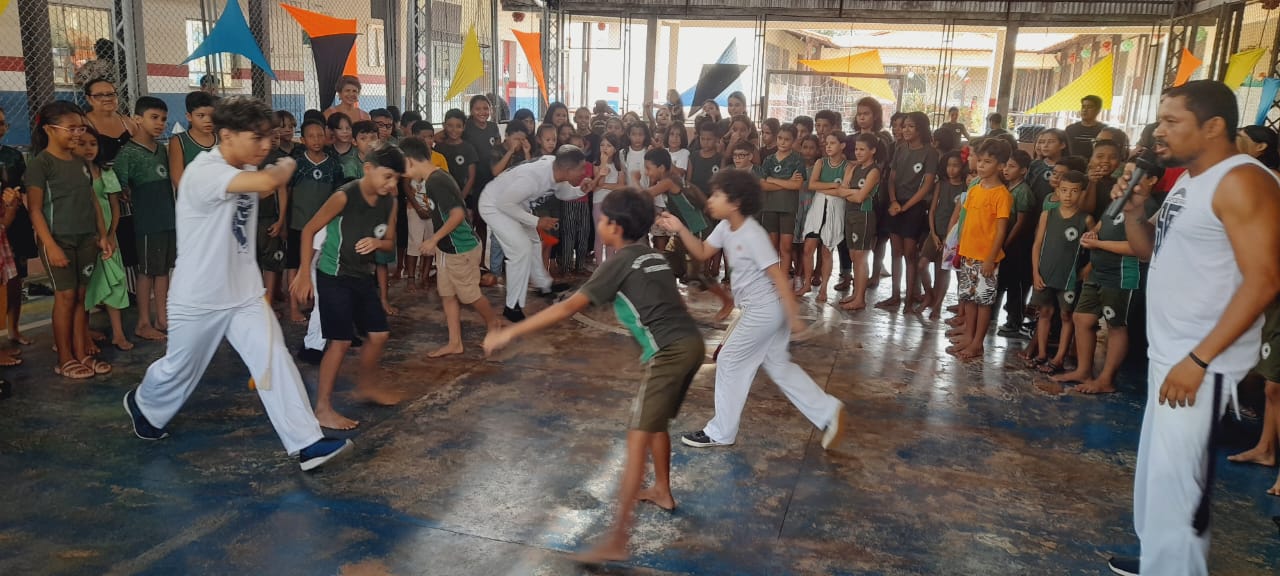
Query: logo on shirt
[[1264, 342, 1272, 360], [711, 165, 720, 174], [1064, 291, 1076, 304], [1153, 188, 1187, 258], [232, 194, 254, 253], [849, 232, 859, 243], [1112, 212, 1125, 226], [272, 249, 284, 262], [1064, 226, 1080, 242], [1102, 305, 1116, 320], [773, 165, 782, 174], [373, 224, 388, 239], [312, 168, 323, 181], [1043, 170, 1053, 181], [155, 165, 169, 179], [833, 178, 843, 185], [913, 162, 923, 174], [81, 264, 94, 278], [455, 155, 465, 166], [489, 137, 497, 147], [857, 178, 866, 188]]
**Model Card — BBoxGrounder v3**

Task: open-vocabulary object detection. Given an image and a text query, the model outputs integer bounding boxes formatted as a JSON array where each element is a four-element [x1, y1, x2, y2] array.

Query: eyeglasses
[[49, 124, 88, 135], [90, 92, 118, 100]]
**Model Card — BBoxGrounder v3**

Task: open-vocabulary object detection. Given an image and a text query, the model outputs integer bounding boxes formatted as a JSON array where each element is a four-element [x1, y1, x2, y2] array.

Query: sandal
[[0, 355, 21, 367], [1037, 361, 1063, 375], [79, 356, 112, 375], [55, 359, 94, 380]]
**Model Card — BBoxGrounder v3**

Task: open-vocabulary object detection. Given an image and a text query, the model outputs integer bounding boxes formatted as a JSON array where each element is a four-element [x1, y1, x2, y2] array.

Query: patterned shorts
[[956, 257, 999, 306]]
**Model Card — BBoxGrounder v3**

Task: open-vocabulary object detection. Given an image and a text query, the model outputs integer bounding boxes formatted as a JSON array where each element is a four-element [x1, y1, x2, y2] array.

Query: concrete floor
[[0, 278, 1278, 576]]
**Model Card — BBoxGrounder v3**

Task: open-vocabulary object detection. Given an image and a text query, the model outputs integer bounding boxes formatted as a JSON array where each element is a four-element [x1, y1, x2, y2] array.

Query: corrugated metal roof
[[502, 0, 1177, 24]]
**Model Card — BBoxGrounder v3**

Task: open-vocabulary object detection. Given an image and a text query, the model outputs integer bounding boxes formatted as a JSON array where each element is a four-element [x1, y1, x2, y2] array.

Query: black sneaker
[[299, 437, 353, 471], [503, 305, 525, 323], [1107, 556, 1139, 576], [550, 282, 572, 293], [997, 325, 1029, 340], [123, 389, 169, 440], [681, 430, 733, 448], [296, 347, 324, 365]]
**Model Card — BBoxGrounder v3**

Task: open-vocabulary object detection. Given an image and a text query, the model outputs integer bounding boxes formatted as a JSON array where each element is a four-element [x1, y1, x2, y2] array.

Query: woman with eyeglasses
[[82, 78, 136, 165]]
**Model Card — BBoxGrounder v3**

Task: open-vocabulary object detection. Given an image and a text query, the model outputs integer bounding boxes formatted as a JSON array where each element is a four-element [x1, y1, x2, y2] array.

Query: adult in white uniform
[[122, 96, 352, 472], [1106, 80, 1280, 576], [478, 147, 592, 322]]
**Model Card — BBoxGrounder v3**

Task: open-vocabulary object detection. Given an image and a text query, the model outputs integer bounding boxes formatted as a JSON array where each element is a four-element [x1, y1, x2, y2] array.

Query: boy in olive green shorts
[[484, 188, 704, 564]]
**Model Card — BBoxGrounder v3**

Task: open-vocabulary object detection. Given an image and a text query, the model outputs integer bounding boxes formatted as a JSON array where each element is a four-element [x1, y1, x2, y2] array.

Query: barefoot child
[[28, 102, 112, 380], [663, 169, 848, 450], [79, 128, 131, 352], [292, 145, 404, 430], [257, 120, 290, 304], [759, 124, 804, 290], [593, 133, 630, 262], [114, 96, 175, 342], [168, 91, 217, 188], [125, 96, 351, 471], [1027, 171, 1091, 373], [399, 138, 501, 357], [1058, 164, 1158, 392], [351, 121, 400, 316], [947, 138, 1013, 360], [0, 107, 33, 350], [995, 149, 1036, 336], [484, 188, 705, 563], [919, 151, 964, 318], [797, 132, 851, 302], [286, 119, 344, 323], [880, 112, 938, 311], [839, 133, 883, 312]]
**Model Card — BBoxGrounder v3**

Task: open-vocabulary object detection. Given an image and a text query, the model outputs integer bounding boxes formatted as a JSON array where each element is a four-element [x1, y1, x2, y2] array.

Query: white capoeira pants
[[135, 298, 324, 455], [703, 301, 842, 444], [303, 228, 327, 352], [1133, 360, 1239, 576], [479, 204, 552, 309]]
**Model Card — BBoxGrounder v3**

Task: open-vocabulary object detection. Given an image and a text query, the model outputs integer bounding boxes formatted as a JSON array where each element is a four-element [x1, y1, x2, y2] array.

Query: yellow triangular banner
[[798, 50, 896, 102], [1173, 48, 1202, 87], [1026, 54, 1114, 114], [1222, 48, 1266, 89], [446, 26, 483, 100]]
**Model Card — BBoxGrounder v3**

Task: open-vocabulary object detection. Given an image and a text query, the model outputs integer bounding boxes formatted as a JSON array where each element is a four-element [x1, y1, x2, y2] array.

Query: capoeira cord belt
[[1193, 373, 1224, 536]]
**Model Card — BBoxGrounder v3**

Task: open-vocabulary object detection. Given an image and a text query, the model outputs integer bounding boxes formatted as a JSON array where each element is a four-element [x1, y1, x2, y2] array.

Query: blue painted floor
[[0, 278, 1278, 575]]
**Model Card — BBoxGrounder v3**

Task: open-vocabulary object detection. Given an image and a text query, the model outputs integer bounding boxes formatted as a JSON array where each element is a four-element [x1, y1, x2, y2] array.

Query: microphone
[[1105, 149, 1164, 220]]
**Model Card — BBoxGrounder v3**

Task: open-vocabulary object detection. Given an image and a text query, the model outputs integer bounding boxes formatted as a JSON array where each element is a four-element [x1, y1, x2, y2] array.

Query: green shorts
[[135, 230, 176, 277], [1256, 305, 1280, 382], [374, 249, 396, 266], [256, 221, 285, 272], [40, 233, 98, 292], [1030, 285, 1077, 312], [844, 210, 876, 251], [759, 210, 796, 237], [630, 335, 705, 433], [1075, 282, 1135, 328]]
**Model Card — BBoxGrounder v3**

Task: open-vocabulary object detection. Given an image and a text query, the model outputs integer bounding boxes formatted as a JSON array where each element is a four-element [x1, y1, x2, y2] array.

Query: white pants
[[703, 301, 842, 444], [480, 204, 551, 309], [1133, 359, 1238, 576], [304, 228, 326, 352], [135, 299, 324, 455]]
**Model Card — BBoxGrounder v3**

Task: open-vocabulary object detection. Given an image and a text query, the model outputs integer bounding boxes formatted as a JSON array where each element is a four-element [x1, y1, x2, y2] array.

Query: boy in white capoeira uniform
[[477, 147, 594, 323], [658, 169, 848, 450], [1105, 80, 1280, 576], [123, 96, 352, 471]]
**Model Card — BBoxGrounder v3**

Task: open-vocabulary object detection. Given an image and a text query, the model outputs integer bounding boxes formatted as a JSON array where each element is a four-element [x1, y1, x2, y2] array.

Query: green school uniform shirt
[[578, 242, 702, 362], [317, 180, 394, 278], [290, 152, 345, 231], [891, 145, 939, 203], [113, 140, 176, 235], [1090, 197, 1159, 290], [422, 169, 478, 254], [1038, 207, 1089, 290], [435, 140, 480, 193], [26, 151, 97, 236], [760, 152, 807, 213], [174, 131, 217, 167]]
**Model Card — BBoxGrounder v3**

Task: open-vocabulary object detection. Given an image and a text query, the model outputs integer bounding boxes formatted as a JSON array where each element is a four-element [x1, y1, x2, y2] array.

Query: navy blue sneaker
[[299, 438, 353, 471], [123, 389, 168, 440], [681, 430, 733, 448], [1107, 556, 1138, 576]]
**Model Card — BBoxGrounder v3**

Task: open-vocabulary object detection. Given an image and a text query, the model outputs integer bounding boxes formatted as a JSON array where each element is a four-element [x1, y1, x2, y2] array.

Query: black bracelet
[[1189, 352, 1209, 369]]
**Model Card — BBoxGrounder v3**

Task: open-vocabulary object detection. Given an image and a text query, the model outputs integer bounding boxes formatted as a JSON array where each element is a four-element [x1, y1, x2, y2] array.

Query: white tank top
[[1147, 153, 1272, 375]]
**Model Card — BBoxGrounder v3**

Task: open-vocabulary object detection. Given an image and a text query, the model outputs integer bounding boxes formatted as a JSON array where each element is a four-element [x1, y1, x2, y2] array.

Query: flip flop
[[1037, 361, 1063, 375], [79, 356, 112, 375], [55, 359, 94, 380]]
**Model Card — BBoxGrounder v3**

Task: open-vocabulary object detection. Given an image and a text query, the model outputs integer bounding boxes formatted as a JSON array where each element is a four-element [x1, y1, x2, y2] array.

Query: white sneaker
[[821, 403, 847, 450]]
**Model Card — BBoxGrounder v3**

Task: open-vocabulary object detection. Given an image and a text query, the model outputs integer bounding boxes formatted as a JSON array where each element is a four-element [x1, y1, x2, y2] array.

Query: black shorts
[[316, 272, 388, 341], [888, 203, 929, 240], [286, 228, 303, 270], [396, 197, 409, 251], [116, 215, 138, 268]]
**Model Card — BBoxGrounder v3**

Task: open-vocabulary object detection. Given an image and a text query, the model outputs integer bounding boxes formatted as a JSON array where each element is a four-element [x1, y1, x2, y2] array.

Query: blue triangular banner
[[680, 39, 743, 107], [182, 0, 276, 80]]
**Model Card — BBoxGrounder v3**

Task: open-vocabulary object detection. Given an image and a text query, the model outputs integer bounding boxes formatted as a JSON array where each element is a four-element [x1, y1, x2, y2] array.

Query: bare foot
[[945, 341, 968, 355], [406, 282, 419, 293], [946, 329, 965, 339], [569, 539, 629, 565], [316, 408, 359, 430], [427, 343, 464, 358], [714, 302, 734, 323], [112, 337, 134, 351], [1052, 369, 1090, 383], [840, 299, 866, 311], [156, 322, 168, 332], [10, 334, 31, 346], [354, 386, 400, 406], [875, 297, 901, 310], [1074, 379, 1118, 395], [839, 294, 856, 305], [637, 486, 676, 511], [1227, 445, 1276, 467], [945, 316, 964, 327], [816, 290, 828, 303], [1268, 477, 1280, 496], [89, 330, 106, 342], [87, 342, 101, 356], [928, 309, 942, 321], [794, 283, 811, 297], [956, 345, 984, 360], [383, 302, 400, 316], [135, 325, 166, 341]]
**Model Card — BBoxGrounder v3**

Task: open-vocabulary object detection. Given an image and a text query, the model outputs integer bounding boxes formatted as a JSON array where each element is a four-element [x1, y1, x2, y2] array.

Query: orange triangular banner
[[798, 50, 896, 102], [1173, 48, 1202, 87], [281, 4, 357, 76], [512, 30, 548, 102]]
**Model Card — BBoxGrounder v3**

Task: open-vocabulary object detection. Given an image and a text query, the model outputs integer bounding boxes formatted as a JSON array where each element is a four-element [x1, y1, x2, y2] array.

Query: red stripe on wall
[[0, 57, 23, 72]]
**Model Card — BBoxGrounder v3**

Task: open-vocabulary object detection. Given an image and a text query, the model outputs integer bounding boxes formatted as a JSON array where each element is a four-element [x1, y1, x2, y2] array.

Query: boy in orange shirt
[[948, 138, 1013, 360]]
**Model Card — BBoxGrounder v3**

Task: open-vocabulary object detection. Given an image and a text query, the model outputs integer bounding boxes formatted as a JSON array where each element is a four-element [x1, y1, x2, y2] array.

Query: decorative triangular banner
[[690, 64, 748, 112], [1026, 54, 1114, 114], [679, 40, 743, 107], [1223, 48, 1267, 89], [281, 4, 357, 108], [445, 26, 484, 100], [512, 30, 547, 102], [1172, 48, 1201, 87], [798, 50, 896, 102], [183, 0, 275, 80]]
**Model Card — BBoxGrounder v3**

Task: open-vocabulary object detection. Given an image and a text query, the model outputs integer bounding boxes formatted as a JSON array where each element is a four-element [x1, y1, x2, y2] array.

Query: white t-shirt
[[624, 147, 661, 208], [477, 155, 584, 227], [169, 147, 266, 310], [706, 218, 778, 307], [669, 148, 690, 172], [594, 163, 622, 204]]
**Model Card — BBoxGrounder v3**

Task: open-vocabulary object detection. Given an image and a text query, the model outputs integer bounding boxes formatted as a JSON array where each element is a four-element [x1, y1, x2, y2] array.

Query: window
[[367, 22, 384, 67], [186, 20, 240, 89], [49, 4, 113, 87]]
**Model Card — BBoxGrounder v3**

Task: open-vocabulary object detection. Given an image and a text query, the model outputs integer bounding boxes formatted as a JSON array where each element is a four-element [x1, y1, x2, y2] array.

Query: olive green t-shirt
[[113, 140, 176, 235], [26, 151, 97, 236], [289, 152, 345, 230], [578, 243, 702, 362], [760, 152, 807, 214]]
